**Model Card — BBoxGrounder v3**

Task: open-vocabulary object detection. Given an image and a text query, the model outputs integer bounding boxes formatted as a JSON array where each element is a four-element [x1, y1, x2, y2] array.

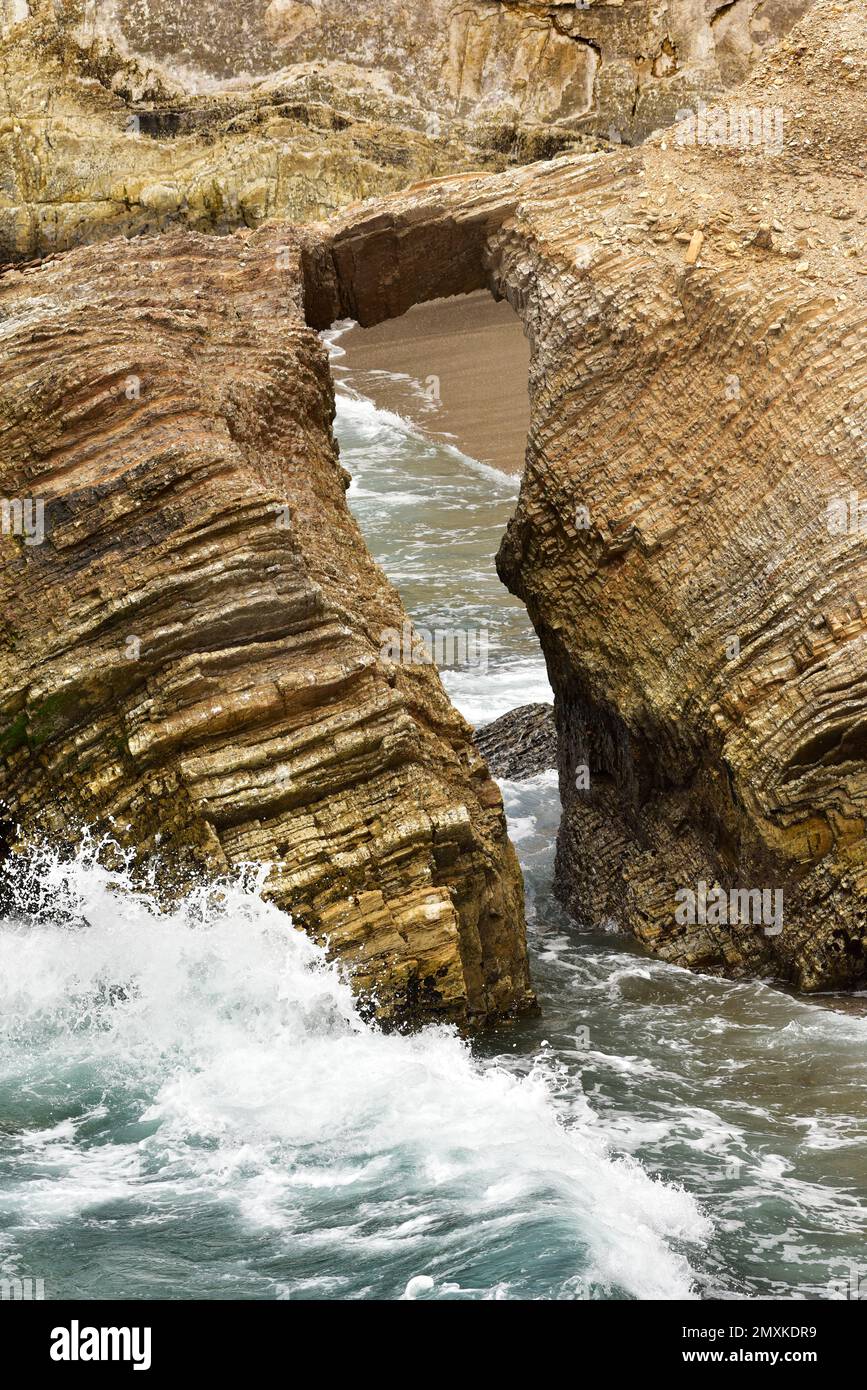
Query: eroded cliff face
[[0, 226, 534, 1028], [91, 0, 815, 142], [0, 0, 863, 1017], [1, 0, 814, 260], [0, 2, 506, 262], [304, 0, 867, 991]]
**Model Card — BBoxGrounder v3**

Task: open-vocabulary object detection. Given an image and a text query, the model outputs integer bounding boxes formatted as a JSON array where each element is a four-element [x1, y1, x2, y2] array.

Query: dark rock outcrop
[[475, 704, 557, 781]]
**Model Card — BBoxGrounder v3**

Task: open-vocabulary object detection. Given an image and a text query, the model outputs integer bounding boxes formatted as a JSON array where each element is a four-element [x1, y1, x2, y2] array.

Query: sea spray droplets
[[0, 843, 358, 1064], [0, 843, 708, 1299]]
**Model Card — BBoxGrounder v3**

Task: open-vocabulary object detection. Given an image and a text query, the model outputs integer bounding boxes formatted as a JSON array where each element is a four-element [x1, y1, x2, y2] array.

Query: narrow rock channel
[[330, 301, 867, 1301]]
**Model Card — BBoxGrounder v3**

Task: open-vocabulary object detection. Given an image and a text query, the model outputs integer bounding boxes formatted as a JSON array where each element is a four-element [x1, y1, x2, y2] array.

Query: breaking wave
[[0, 844, 708, 1300]]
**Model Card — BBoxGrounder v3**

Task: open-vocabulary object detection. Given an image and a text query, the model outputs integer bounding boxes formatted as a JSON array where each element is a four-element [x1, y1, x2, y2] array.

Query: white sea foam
[[334, 389, 521, 493], [442, 659, 553, 726], [0, 845, 709, 1300]]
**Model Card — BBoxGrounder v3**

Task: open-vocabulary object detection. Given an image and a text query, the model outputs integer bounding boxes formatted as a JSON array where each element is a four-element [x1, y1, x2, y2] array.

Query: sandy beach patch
[[335, 290, 530, 476]]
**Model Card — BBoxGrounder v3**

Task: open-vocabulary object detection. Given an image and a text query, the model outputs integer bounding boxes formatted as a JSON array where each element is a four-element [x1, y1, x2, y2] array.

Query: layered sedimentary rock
[[1, 0, 863, 1014], [305, 0, 867, 991], [0, 226, 534, 1028], [1, 0, 814, 260]]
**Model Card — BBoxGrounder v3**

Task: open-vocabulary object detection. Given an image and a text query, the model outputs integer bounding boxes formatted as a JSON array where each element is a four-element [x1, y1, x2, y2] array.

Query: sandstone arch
[[303, 0, 867, 990]]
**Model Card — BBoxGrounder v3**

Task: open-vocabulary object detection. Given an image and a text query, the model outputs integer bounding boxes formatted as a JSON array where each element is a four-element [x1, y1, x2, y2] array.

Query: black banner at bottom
[[4, 1297, 861, 1375]]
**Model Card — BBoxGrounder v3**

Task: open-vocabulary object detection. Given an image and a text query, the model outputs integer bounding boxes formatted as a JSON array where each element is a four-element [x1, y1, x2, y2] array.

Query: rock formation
[[1, 0, 814, 260], [0, 1, 501, 262], [304, 0, 867, 991], [0, 225, 535, 1028], [86, 0, 815, 144], [1, 0, 864, 1010], [475, 704, 557, 780]]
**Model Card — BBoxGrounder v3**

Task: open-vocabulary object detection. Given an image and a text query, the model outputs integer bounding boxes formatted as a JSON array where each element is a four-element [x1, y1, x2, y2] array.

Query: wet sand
[[335, 291, 530, 476]]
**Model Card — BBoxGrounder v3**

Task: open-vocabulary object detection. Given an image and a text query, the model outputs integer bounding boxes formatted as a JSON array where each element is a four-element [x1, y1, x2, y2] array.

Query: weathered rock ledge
[[0, 226, 534, 1028]]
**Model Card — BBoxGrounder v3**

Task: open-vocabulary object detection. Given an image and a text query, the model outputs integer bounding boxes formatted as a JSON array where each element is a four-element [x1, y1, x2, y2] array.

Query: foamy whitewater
[[1, 338, 865, 1301], [0, 844, 708, 1300]]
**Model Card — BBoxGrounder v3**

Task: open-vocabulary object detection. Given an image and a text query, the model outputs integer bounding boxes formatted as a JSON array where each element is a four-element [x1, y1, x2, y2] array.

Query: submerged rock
[[474, 705, 557, 781]]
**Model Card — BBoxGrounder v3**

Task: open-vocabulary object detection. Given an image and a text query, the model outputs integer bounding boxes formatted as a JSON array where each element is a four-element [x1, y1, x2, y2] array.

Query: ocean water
[[0, 335, 865, 1302]]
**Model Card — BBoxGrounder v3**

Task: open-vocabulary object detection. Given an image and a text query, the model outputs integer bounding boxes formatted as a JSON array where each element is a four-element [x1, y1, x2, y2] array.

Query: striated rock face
[[0, 0, 863, 1022], [0, 226, 535, 1028], [304, 0, 867, 991], [1, 0, 814, 260]]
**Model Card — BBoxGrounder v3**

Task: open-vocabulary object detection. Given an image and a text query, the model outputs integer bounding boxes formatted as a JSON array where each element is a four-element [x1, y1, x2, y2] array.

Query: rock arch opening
[[300, 178, 527, 334], [331, 290, 530, 477]]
